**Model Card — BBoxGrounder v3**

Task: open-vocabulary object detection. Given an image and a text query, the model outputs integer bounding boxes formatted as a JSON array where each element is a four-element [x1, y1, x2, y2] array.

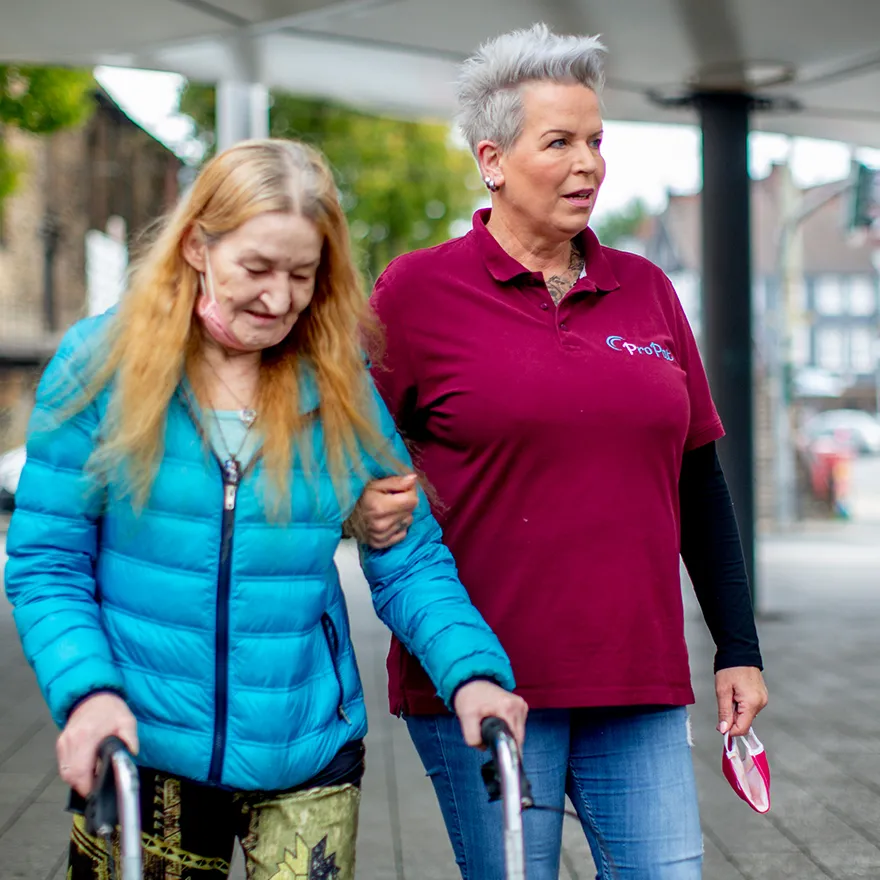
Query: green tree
[[592, 198, 649, 248], [179, 84, 480, 281], [0, 139, 25, 203], [0, 65, 96, 205]]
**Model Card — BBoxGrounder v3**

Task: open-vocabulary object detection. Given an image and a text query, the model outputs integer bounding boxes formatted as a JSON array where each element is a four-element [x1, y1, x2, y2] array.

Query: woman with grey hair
[[354, 23, 767, 879]]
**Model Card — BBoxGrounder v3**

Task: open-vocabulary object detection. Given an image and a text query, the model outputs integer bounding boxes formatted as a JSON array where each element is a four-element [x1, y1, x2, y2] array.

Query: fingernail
[[718, 721, 729, 734]]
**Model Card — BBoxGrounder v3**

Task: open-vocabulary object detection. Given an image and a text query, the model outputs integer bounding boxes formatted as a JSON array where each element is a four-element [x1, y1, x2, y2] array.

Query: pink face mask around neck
[[196, 257, 252, 352], [721, 728, 771, 813]]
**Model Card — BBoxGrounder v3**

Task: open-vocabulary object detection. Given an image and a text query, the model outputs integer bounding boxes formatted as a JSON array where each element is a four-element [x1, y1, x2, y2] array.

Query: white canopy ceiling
[[3, 0, 880, 146]]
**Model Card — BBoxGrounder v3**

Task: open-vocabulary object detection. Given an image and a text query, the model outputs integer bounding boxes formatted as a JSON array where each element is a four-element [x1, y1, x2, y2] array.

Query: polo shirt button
[[560, 322, 568, 330], [540, 303, 549, 310]]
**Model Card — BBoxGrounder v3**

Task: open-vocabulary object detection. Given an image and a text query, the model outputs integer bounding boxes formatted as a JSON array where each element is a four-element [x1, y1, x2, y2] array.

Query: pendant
[[222, 458, 241, 485], [240, 408, 257, 428]]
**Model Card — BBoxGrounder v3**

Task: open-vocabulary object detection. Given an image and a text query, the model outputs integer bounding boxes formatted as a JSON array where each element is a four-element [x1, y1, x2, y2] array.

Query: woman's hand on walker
[[453, 680, 528, 749], [57, 693, 139, 797]]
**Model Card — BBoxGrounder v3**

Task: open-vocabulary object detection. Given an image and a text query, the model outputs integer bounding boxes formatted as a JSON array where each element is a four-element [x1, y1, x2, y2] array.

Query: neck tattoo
[[545, 241, 585, 306]]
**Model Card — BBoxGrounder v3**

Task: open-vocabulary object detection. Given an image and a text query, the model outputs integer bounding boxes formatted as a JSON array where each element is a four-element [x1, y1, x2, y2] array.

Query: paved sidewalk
[[2, 464, 880, 879]]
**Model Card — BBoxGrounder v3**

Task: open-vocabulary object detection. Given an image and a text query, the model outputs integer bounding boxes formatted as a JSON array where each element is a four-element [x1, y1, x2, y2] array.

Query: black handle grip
[[479, 716, 534, 808], [97, 735, 130, 766], [480, 716, 512, 749], [84, 736, 131, 836]]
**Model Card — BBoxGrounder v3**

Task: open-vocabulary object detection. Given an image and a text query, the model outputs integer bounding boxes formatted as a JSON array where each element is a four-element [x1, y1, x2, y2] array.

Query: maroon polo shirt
[[371, 209, 724, 715]]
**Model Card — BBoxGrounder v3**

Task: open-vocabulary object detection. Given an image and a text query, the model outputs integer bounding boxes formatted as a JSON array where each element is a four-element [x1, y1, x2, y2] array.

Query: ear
[[181, 224, 207, 273], [477, 140, 505, 189]]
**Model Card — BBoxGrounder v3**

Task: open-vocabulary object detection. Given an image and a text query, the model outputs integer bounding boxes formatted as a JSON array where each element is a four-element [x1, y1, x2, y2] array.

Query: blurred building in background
[[634, 163, 880, 525], [0, 87, 180, 449]]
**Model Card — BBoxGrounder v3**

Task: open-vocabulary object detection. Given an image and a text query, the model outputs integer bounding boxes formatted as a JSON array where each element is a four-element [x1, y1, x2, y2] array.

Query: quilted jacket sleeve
[[4, 318, 124, 729], [358, 382, 515, 709]]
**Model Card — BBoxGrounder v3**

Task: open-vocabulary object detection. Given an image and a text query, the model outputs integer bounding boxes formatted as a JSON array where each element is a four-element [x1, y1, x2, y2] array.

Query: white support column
[[216, 82, 270, 149], [215, 32, 270, 151]]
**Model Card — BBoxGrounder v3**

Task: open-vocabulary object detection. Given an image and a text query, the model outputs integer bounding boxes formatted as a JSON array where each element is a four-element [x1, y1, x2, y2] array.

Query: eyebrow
[[541, 128, 604, 139], [240, 253, 320, 270]]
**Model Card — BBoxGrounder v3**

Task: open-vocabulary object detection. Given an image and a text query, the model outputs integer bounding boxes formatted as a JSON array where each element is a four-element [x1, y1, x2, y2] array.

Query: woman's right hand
[[453, 680, 528, 750], [57, 693, 139, 797]]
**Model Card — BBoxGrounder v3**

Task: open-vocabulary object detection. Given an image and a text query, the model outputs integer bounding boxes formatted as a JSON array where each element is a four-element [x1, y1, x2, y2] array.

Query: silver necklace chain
[[209, 406, 256, 466], [202, 357, 258, 427]]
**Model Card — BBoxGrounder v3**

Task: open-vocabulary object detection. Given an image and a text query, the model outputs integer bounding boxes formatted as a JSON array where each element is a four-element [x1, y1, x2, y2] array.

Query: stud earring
[[483, 176, 499, 193]]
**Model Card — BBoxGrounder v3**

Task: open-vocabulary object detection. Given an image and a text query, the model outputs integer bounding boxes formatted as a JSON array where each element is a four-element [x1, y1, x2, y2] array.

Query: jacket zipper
[[176, 389, 264, 785], [321, 613, 352, 725], [207, 458, 241, 784]]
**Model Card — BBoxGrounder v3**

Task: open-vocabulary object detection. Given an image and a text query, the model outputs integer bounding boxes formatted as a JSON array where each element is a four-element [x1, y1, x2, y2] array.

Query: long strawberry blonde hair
[[59, 138, 392, 510]]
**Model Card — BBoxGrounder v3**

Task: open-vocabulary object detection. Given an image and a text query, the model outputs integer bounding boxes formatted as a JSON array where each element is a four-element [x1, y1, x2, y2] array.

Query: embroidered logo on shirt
[[606, 336, 674, 361]]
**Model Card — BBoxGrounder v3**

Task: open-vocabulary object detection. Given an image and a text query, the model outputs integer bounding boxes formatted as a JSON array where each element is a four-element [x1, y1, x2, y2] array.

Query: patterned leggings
[[67, 766, 361, 880]]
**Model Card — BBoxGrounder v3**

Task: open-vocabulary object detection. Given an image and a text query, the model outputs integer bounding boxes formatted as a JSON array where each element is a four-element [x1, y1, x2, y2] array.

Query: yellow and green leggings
[[67, 759, 362, 880]]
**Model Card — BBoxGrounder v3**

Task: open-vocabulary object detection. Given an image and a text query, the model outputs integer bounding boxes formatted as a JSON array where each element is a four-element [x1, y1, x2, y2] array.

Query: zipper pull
[[222, 458, 241, 512], [224, 483, 238, 511], [338, 705, 352, 725]]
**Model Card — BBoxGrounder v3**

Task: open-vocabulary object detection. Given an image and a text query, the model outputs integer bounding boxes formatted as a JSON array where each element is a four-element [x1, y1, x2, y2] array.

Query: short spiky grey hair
[[456, 23, 606, 156]]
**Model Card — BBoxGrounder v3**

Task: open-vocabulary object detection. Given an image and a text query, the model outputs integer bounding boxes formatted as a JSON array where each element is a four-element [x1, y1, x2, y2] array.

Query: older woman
[[355, 24, 768, 880], [4, 139, 526, 880]]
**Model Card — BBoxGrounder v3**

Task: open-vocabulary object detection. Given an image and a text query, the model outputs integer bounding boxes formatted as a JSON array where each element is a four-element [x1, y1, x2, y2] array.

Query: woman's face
[[490, 81, 606, 241], [186, 211, 323, 351]]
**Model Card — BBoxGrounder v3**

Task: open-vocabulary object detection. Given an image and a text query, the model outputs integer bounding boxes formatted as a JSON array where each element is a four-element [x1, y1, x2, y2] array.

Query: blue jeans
[[405, 706, 702, 880]]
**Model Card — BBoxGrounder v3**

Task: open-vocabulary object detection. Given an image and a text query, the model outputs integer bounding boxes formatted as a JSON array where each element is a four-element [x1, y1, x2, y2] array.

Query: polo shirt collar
[[471, 208, 620, 294]]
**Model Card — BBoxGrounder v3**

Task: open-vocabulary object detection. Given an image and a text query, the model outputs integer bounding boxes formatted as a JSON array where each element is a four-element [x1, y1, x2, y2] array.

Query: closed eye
[[244, 266, 270, 277]]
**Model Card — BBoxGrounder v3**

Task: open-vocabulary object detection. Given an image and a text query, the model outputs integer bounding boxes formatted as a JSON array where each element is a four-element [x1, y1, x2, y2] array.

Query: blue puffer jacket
[[4, 314, 515, 791]]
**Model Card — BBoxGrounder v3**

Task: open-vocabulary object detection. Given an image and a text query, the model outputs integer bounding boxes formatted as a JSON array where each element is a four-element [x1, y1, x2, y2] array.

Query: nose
[[260, 275, 294, 315], [573, 141, 598, 175]]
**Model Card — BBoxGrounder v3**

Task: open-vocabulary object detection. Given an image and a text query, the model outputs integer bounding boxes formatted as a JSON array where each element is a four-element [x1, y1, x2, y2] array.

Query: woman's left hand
[[714, 666, 768, 737], [348, 474, 419, 549], [453, 680, 528, 749]]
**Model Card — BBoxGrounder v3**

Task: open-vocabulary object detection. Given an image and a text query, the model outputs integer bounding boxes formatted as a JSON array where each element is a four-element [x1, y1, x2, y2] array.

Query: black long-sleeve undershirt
[[679, 441, 763, 673]]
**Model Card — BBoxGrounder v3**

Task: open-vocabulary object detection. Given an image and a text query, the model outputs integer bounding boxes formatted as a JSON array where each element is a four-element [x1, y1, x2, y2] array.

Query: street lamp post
[[39, 211, 61, 333], [772, 177, 856, 527]]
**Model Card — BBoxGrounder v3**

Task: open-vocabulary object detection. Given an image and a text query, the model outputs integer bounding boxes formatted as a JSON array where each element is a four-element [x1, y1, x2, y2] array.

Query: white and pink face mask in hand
[[721, 728, 771, 813]]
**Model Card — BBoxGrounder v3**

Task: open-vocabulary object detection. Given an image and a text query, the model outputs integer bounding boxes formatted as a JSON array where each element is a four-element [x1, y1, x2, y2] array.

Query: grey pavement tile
[[0, 800, 72, 880], [37, 776, 71, 808], [807, 846, 880, 876], [560, 810, 596, 879], [0, 717, 52, 767], [700, 834, 749, 880], [0, 686, 47, 729], [0, 769, 60, 836], [753, 780, 877, 848], [0, 771, 51, 806], [49, 854, 70, 880], [0, 722, 58, 775], [833, 755, 880, 791], [733, 851, 835, 879]]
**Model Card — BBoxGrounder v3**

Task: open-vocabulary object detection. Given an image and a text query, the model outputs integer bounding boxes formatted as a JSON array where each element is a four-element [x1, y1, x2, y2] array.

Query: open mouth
[[245, 311, 279, 324], [562, 188, 595, 204]]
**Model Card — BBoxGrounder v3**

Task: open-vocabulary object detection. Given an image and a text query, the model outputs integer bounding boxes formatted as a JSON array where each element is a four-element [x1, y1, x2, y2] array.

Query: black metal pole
[[695, 92, 756, 602]]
